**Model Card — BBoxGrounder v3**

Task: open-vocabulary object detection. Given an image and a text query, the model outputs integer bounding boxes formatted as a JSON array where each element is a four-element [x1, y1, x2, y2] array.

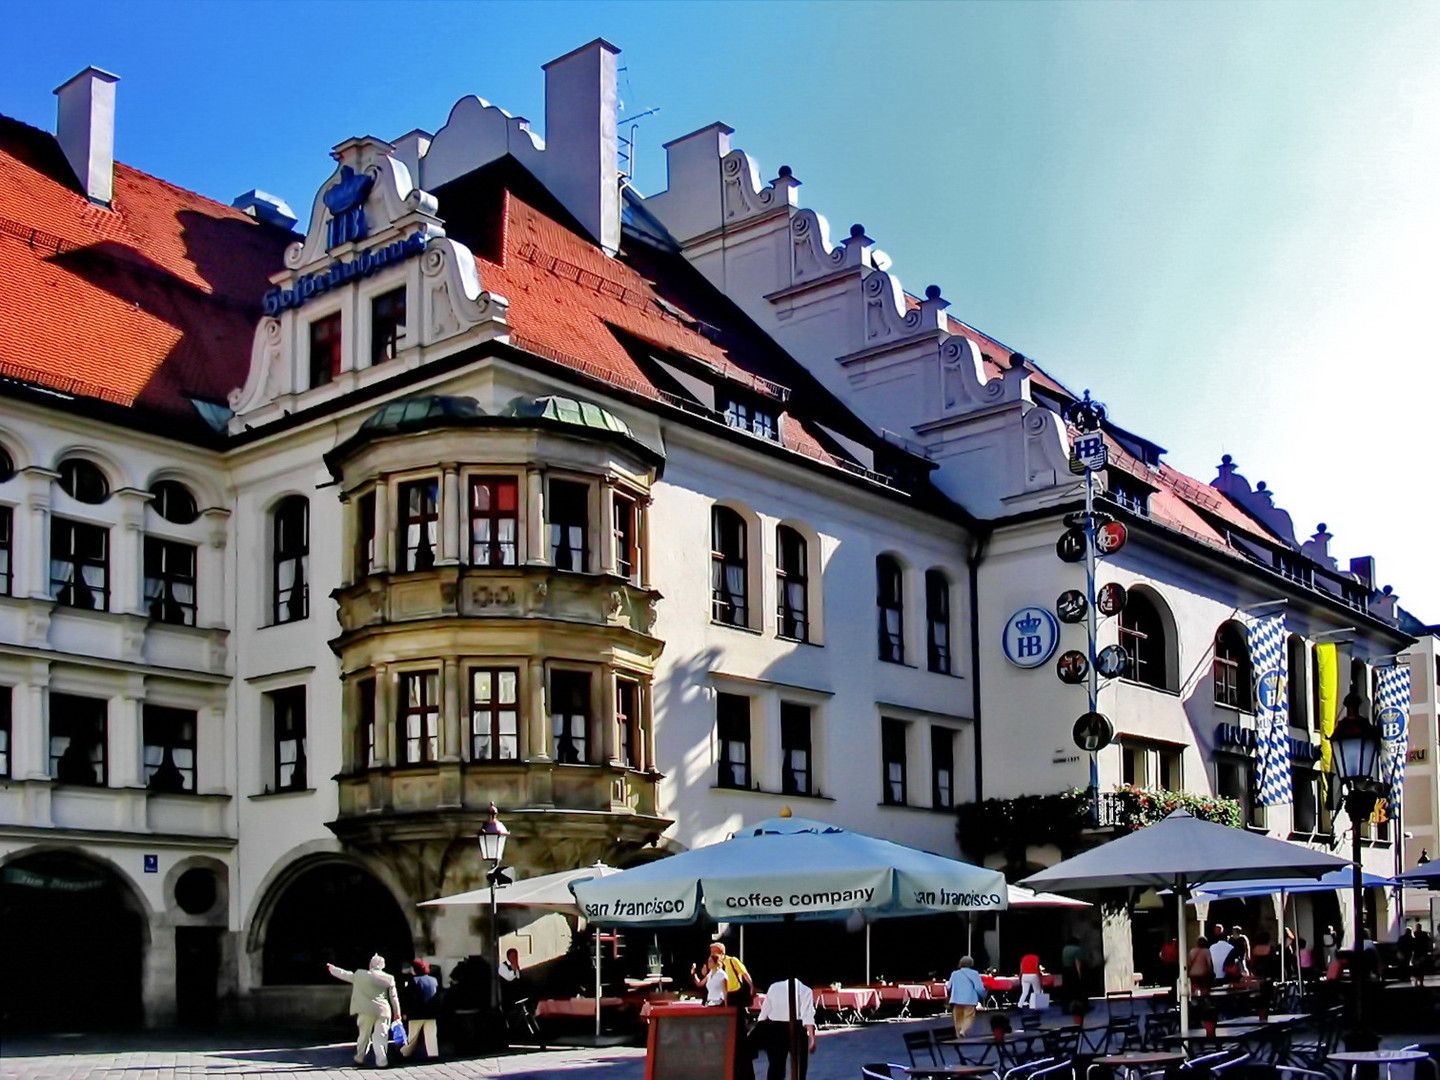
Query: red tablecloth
[[872, 983, 932, 1003], [535, 996, 624, 1018], [982, 973, 1059, 991], [816, 987, 881, 1012]]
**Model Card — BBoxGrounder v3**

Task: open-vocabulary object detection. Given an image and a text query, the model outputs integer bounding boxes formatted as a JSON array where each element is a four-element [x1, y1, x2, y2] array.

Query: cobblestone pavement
[[4, 1018, 1434, 1080]]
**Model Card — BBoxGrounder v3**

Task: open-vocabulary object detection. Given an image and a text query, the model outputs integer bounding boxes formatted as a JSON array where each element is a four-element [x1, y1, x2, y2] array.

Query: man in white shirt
[[1209, 924, 1234, 982], [755, 977, 818, 1080]]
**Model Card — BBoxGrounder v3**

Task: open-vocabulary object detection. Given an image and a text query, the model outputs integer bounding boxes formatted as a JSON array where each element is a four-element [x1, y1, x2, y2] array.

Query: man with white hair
[[326, 954, 403, 1067]]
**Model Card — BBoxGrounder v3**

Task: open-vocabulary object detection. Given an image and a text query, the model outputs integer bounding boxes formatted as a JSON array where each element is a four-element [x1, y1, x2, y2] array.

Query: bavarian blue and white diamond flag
[[1375, 664, 1412, 808], [1247, 615, 1292, 806]]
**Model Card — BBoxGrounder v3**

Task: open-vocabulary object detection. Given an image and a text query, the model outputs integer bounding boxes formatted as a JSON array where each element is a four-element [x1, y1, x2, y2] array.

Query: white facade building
[[0, 42, 1424, 1029]]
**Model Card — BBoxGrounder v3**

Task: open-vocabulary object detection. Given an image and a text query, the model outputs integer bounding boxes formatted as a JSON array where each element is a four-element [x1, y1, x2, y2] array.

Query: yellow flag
[[1316, 643, 1338, 801]]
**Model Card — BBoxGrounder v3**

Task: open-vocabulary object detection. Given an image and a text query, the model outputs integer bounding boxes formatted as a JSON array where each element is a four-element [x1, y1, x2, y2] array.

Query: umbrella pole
[[594, 927, 601, 1040], [786, 913, 800, 1080], [1176, 887, 1191, 1034], [866, 923, 871, 984]]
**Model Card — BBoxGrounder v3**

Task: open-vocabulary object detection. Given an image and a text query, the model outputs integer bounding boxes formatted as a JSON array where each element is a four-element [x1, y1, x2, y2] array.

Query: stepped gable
[[0, 114, 291, 430], [444, 159, 900, 476]]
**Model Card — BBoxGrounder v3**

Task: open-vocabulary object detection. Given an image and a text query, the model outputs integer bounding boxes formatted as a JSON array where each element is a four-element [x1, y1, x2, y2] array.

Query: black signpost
[[1055, 391, 1130, 812]]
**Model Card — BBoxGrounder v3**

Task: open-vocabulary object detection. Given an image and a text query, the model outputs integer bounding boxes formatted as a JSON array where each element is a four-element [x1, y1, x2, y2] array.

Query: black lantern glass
[[1331, 693, 1381, 786], [477, 802, 509, 863]]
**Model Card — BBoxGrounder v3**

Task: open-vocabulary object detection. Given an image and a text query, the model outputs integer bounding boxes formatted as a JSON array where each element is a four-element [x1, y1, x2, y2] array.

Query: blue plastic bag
[[389, 1019, 407, 1047]]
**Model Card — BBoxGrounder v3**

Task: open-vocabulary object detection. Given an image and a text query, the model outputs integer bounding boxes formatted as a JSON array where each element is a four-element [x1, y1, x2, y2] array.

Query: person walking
[[1187, 935, 1215, 993], [326, 954, 403, 1068], [946, 956, 987, 1037], [692, 952, 728, 1005], [754, 976, 817, 1080], [1209, 925, 1234, 983], [1016, 951, 1045, 1009], [710, 942, 755, 1008], [399, 959, 441, 1060]]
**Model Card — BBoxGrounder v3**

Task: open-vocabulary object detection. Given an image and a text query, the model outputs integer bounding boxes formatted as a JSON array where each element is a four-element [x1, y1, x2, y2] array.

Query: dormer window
[[1107, 471, 1151, 516], [721, 394, 779, 442]]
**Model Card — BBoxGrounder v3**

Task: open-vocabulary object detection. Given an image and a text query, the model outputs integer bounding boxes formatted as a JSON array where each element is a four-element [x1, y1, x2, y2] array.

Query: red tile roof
[[0, 115, 292, 430]]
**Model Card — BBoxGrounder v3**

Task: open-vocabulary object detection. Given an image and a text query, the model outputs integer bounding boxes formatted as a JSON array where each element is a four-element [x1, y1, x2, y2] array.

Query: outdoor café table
[[874, 983, 931, 1016], [1216, 1014, 1309, 1027], [1328, 1048, 1435, 1080], [1162, 1024, 1264, 1053], [536, 996, 624, 1019], [815, 987, 881, 1025], [1088, 1051, 1187, 1080], [944, 1031, 1048, 1069], [903, 1065, 998, 1080]]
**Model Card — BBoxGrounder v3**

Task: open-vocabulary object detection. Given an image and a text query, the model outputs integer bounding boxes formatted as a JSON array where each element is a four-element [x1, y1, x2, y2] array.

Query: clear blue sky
[[5, 0, 1437, 622]]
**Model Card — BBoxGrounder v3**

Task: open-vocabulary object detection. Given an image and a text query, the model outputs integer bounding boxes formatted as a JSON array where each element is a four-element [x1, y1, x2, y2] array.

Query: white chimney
[[543, 40, 620, 255], [54, 67, 120, 206]]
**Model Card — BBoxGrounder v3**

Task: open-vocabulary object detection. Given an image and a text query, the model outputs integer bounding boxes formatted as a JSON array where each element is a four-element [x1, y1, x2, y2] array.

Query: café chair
[[905, 1029, 945, 1068], [861, 1064, 903, 1079]]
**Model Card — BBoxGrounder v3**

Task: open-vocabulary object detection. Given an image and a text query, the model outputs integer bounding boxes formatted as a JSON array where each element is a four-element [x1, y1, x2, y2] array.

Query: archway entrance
[[1, 851, 146, 1030], [261, 861, 413, 984]]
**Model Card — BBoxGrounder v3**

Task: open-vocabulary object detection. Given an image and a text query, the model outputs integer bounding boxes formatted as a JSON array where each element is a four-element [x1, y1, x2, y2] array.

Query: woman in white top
[[691, 954, 728, 1005]]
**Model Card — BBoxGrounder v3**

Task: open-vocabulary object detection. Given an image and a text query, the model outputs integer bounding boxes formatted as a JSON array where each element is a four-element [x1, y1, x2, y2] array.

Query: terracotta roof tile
[[0, 115, 292, 427]]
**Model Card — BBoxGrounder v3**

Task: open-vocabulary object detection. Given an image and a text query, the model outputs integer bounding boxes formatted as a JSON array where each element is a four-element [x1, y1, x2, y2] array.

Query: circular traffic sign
[[1056, 528, 1087, 563], [1056, 650, 1090, 685], [1056, 590, 1088, 624], [1073, 711, 1114, 753], [1096, 582, 1128, 617], [1096, 644, 1130, 679], [1095, 521, 1128, 555]]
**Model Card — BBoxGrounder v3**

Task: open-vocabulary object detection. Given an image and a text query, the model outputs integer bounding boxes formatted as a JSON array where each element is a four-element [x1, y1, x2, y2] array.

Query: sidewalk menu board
[[644, 1003, 737, 1080]]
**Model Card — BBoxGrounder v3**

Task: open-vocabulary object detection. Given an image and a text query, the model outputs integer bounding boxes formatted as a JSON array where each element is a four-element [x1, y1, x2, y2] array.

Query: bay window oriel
[[398, 670, 440, 764], [470, 476, 519, 567], [548, 479, 589, 572], [397, 479, 439, 572], [471, 667, 520, 761], [550, 670, 591, 764]]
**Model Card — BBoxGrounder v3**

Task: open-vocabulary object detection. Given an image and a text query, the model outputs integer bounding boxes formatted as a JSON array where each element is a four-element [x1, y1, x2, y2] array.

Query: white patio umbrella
[[571, 812, 1008, 1080], [421, 863, 621, 1039], [1020, 810, 1349, 1032], [1185, 867, 1391, 993]]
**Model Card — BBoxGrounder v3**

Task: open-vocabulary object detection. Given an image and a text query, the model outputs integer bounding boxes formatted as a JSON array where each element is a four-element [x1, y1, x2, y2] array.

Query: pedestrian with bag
[[399, 958, 441, 1060], [326, 954, 403, 1068], [946, 955, 987, 1037]]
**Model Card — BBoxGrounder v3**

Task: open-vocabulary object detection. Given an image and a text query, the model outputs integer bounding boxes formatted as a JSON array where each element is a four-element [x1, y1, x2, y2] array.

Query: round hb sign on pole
[[1073, 711, 1114, 753], [1056, 529, 1087, 563], [1096, 644, 1130, 680], [1056, 650, 1090, 685], [1056, 590, 1088, 624], [1096, 582, 1128, 617], [1095, 521, 1128, 555]]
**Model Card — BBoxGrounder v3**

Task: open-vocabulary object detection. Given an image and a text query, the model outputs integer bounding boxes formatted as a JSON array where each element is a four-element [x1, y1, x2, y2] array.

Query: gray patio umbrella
[[1393, 861, 1440, 884], [1019, 810, 1350, 1031]]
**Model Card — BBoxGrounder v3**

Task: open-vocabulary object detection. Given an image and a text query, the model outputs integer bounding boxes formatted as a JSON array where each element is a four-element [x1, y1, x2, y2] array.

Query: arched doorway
[[260, 861, 413, 984], [1, 850, 146, 1030]]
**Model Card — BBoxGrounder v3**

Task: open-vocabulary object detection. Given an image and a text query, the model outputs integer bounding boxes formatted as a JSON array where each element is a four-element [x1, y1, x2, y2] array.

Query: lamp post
[[1331, 692, 1382, 1051], [477, 803, 510, 1019]]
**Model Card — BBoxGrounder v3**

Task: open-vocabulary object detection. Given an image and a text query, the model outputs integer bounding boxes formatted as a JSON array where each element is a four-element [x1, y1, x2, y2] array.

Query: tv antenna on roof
[[618, 107, 661, 186]]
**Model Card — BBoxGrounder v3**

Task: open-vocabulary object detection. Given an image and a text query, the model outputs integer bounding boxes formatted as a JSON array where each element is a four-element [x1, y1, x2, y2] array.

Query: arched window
[[1118, 590, 1167, 690], [149, 480, 198, 524], [0, 446, 15, 482], [711, 507, 748, 626], [272, 496, 309, 624], [1213, 622, 1253, 710], [925, 570, 951, 674], [58, 458, 109, 504], [776, 525, 808, 641], [877, 555, 905, 664]]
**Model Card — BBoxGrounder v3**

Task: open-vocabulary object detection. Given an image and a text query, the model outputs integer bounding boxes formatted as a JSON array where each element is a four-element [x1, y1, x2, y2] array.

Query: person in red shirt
[[1017, 952, 1045, 1009]]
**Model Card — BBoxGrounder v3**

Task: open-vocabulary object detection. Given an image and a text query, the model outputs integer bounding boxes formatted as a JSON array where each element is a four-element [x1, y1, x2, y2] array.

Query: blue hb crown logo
[[1014, 613, 1042, 634], [1377, 706, 1404, 740], [324, 165, 375, 249], [1003, 606, 1058, 668]]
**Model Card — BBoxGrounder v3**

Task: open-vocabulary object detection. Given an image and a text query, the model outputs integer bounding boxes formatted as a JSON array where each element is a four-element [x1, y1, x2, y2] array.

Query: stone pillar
[[438, 465, 461, 565], [110, 676, 146, 790], [641, 677, 656, 775], [525, 468, 546, 564], [113, 488, 148, 615], [600, 666, 619, 765], [23, 469, 55, 601], [144, 913, 177, 1028], [525, 657, 550, 761], [374, 663, 395, 766], [15, 660, 51, 780], [637, 495, 653, 589], [441, 656, 462, 762], [338, 491, 356, 589], [373, 480, 392, 573], [598, 478, 617, 576], [195, 694, 225, 795], [197, 508, 229, 629]]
